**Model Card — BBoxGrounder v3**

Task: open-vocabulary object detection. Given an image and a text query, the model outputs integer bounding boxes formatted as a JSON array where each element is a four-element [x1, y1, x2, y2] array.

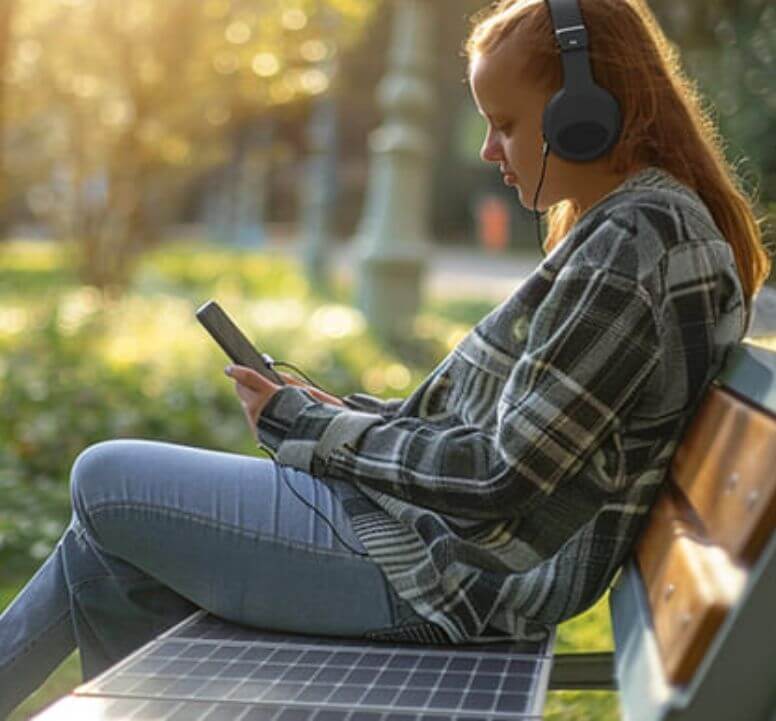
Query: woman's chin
[[510, 184, 547, 212]]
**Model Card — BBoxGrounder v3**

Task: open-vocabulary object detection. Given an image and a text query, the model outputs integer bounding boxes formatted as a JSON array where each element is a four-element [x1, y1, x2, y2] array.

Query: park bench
[[31, 341, 776, 721], [551, 340, 776, 721]]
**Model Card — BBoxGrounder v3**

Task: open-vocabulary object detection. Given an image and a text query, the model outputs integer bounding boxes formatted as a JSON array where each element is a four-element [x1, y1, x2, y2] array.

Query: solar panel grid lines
[[80, 638, 539, 715], [31, 611, 555, 721]]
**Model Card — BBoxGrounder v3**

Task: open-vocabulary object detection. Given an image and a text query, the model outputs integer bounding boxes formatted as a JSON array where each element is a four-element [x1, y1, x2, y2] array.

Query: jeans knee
[[70, 440, 125, 518]]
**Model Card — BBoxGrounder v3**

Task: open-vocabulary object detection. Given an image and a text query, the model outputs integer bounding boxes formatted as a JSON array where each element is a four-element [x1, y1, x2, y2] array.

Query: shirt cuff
[[255, 385, 321, 456], [256, 385, 384, 476]]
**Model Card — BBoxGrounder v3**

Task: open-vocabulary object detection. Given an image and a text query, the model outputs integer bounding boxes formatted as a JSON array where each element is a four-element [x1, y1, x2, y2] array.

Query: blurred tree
[[6, 0, 379, 291], [649, 0, 776, 248]]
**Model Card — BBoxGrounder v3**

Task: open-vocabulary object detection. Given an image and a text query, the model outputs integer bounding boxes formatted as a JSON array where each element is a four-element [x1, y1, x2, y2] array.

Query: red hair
[[465, 0, 771, 301]]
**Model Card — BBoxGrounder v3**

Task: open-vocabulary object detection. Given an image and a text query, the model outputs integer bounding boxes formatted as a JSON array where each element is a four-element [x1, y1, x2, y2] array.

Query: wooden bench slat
[[609, 343, 776, 719], [671, 386, 776, 565], [611, 529, 776, 721], [634, 486, 747, 685]]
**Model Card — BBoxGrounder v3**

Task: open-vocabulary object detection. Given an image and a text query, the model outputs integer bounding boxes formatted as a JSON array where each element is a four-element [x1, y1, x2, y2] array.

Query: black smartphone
[[196, 300, 286, 386]]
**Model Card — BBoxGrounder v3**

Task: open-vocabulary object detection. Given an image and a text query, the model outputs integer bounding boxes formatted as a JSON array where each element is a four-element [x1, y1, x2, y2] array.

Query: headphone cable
[[265, 356, 342, 399], [533, 140, 551, 256], [254, 356, 371, 558]]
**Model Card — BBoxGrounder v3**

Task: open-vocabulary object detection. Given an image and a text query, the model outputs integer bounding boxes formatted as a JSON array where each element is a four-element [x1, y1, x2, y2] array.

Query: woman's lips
[[503, 173, 518, 186]]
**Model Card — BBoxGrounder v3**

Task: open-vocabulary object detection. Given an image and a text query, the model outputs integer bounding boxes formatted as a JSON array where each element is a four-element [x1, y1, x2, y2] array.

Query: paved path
[[302, 242, 542, 303], [268, 238, 776, 337]]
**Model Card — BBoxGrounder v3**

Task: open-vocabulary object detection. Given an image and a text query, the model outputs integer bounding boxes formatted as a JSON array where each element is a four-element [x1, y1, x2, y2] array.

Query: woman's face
[[469, 49, 637, 217], [469, 51, 555, 211]]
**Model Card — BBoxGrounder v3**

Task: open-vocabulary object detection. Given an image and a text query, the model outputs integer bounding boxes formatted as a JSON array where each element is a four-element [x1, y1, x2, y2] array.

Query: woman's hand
[[276, 370, 346, 407], [225, 365, 283, 438], [226, 365, 347, 439]]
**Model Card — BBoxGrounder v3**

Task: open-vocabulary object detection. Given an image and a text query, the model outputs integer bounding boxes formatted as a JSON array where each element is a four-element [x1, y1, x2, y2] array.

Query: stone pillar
[[352, 0, 436, 342], [207, 120, 272, 248], [302, 87, 339, 292], [301, 4, 341, 293], [232, 121, 272, 248]]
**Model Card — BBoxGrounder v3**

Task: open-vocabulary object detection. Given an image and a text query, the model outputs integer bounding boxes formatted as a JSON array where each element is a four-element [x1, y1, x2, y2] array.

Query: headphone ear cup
[[542, 86, 622, 162]]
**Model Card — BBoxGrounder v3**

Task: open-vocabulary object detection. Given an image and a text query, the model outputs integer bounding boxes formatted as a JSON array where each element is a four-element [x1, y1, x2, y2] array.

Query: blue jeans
[[0, 439, 425, 719]]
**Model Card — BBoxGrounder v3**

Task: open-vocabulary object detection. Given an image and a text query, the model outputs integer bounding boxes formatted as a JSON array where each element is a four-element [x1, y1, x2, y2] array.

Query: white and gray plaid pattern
[[257, 167, 749, 644]]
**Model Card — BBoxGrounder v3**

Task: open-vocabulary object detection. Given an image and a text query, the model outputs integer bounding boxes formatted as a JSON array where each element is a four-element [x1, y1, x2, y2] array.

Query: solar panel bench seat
[[30, 610, 557, 720]]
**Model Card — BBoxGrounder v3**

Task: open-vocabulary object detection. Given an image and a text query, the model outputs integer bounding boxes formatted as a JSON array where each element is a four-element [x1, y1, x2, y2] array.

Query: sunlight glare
[[362, 367, 387, 395], [57, 287, 102, 335], [300, 69, 330, 95], [252, 52, 280, 78], [308, 305, 366, 339], [246, 298, 306, 331], [225, 21, 251, 45], [300, 40, 328, 62], [0, 307, 30, 337], [385, 363, 411, 390], [282, 8, 308, 30]]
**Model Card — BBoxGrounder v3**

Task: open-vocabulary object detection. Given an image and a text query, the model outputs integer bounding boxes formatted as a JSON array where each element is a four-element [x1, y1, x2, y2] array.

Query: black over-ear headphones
[[532, 0, 623, 254], [542, 0, 622, 161]]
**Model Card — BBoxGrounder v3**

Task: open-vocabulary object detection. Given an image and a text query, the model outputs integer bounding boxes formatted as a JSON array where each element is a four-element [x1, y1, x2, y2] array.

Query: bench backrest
[[610, 342, 776, 721]]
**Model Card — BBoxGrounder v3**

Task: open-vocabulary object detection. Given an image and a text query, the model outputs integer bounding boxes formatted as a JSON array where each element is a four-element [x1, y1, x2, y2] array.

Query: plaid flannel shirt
[[256, 167, 750, 644]]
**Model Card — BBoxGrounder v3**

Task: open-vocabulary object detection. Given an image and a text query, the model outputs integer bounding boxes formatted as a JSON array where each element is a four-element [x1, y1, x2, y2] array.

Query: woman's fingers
[[226, 365, 269, 391], [235, 365, 345, 406], [278, 371, 304, 387]]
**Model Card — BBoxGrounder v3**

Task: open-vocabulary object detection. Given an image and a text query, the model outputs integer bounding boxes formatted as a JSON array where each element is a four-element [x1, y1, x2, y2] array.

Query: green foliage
[[649, 1, 776, 245], [0, 238, 455, 582]]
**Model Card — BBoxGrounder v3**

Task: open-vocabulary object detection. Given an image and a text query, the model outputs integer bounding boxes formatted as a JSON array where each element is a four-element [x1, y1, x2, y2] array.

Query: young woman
[[1, 0, 770, 716]]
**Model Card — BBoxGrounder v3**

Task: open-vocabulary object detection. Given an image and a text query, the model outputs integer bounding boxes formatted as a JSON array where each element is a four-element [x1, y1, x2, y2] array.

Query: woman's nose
[[480, 132, 502, 164]]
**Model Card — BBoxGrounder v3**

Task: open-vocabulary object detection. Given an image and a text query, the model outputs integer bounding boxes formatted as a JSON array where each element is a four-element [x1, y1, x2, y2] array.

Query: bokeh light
[[252, 52, 281, 78], [300, 39, 328, 63], [281, 8, 308, 31], [308, 304, 366, 339], [225, 21, 251, 45]]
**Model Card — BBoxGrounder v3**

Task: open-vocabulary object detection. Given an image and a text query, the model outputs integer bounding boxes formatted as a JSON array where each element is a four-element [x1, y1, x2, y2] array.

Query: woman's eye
[[496, 123, 512, 133]]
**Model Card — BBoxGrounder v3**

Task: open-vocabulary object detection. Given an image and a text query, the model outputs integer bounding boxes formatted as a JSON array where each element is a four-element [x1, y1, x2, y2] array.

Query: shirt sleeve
[[258, 263, 662, 520], [341, 392, 405, 418]]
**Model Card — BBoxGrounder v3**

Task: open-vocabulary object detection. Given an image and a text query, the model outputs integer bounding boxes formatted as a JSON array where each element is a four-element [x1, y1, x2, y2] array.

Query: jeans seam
[[0, 607, 71, 672], [86, 501, 372, 562], [69, 573, 147, 593]]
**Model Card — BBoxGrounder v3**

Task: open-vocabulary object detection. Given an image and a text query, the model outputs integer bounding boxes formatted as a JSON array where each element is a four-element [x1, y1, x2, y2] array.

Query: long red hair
[[465, 0, 771, 301]]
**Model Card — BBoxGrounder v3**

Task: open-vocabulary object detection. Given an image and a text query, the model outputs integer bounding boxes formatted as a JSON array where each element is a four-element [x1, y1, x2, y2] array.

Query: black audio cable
[[253, 354, 371, 558], [533, 139, 551, 256]]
